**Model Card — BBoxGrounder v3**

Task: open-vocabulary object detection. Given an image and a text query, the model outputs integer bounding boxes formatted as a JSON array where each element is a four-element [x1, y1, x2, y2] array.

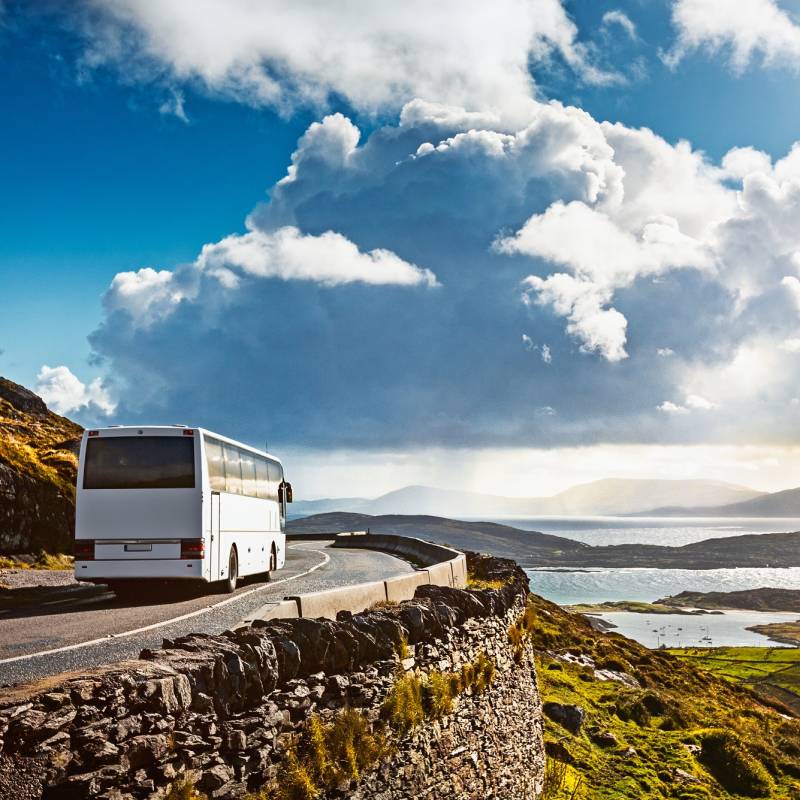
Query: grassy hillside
[[523, 593, 800, 799], [0, 378, 82, 552], [668, 647, 800, 716]]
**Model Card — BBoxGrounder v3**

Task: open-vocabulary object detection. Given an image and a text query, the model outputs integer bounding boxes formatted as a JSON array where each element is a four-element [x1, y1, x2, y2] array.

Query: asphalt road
[[0, 541, 415, 687]]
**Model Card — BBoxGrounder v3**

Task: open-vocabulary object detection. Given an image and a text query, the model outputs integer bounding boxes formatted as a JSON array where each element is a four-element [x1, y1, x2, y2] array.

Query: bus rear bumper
[[74, 559, 208, 582]]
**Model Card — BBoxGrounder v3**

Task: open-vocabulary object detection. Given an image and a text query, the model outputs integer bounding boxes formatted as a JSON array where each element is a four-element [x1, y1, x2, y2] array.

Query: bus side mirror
[[285, 483, 293, 503]]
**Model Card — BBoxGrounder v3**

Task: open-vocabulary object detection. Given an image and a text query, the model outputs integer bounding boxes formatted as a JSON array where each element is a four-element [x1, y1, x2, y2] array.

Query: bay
[[483, 516, 800, 547]]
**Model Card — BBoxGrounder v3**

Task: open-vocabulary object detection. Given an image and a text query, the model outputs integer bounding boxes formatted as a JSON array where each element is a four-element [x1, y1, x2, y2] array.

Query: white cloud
[[783, 275, 800, 309], [36, 365, 116, 416], [658, 400, 691, 414], [602, 10, 637, 40], [75, 0, 615, 123], [105, 226, 437, 326], [500, 201, 712, 360], [521, 273, 629, 361], [657, 395, 716, 414], [521, 335, 553, 363], [780, 338, 800, 352], [158, 88, 188, 122], [721, 146, 772, 180], [87, 97, 800, 450], [197, 227, 439, 288], [686, 394, 717, 410], [668, 0, 800, 72]]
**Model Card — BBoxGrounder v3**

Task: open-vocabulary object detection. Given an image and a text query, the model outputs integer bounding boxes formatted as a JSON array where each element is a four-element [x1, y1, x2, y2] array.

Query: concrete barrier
[[384, 571, 430, 603], [287, 579, 388, 620], [449, 556, 468, 587], [238, 598, 300, 627], [425, 560, 455, 588], [239, 531, 468, 627]]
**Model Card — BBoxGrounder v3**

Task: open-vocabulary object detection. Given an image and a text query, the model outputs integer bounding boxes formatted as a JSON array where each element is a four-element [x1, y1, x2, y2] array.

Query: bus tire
[[266, 545, 277, 582], [225, 547, 238, 593]]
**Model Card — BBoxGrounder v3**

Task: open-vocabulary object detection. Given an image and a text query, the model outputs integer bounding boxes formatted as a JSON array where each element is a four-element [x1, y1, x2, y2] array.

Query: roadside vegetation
[[0, 552, 73, 570]]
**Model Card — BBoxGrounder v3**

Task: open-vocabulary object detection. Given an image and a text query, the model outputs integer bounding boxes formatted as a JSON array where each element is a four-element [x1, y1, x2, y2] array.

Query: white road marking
[[0, 545, 331, 666]]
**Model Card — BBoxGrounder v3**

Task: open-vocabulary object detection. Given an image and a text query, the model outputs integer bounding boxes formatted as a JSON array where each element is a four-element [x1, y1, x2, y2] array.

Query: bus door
[[210, 491, 221, 580]]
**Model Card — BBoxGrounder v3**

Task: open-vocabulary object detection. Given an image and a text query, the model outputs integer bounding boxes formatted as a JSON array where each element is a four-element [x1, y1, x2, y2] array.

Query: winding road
[[0, 541, 415, 687]]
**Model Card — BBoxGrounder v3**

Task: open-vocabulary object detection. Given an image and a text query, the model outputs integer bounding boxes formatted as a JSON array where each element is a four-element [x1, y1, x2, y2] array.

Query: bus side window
[[267, 460, 282, 502], [255, 458, 270, 499], [206, 439, 226, 492], [223, 445, 243, 495], [240, 449, 257, 497]]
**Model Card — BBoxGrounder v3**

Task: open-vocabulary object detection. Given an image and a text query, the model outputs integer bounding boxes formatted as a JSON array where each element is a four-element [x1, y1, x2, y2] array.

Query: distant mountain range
[[643, 486, 800, 517], [291, 478, 765, 519], [288, 512, 800, 569]]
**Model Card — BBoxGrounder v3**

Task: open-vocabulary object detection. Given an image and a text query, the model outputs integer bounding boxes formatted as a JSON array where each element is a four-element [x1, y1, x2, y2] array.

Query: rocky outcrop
[[0, 553, 544, 799], [0, 378, 81, 553]]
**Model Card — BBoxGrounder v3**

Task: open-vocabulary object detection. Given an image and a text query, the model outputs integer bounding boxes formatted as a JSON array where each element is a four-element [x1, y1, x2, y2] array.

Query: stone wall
[[0, 553, 544, 800]]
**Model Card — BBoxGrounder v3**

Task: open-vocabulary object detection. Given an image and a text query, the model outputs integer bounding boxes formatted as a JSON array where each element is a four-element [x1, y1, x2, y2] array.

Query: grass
[[165, 781, 207, 800], [257, 709, 387, 800], [0, 395, 80, 499], [0, 552, 73, 570], [523, 593, 800, 799]]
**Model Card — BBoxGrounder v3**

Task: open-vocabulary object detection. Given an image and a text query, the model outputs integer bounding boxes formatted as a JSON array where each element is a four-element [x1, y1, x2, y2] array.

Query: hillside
[[0, 378, 82, 553], [657, 588, 800, 613], [524, 592, 800, 798], [291, 479, 764, 518], [641, 486, 800, 518], [289, 512, 800, 569]]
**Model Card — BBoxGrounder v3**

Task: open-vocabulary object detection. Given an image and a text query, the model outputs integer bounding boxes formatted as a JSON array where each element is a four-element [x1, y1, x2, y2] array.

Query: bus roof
[[84, 425, 282, 464]]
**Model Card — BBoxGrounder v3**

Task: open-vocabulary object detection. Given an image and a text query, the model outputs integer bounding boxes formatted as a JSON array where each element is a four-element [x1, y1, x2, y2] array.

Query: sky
[[5, 0, 800, 498]]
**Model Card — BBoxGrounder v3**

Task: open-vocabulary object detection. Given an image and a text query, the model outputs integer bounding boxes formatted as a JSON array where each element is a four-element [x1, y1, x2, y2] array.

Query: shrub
[[383, 672, 424, 735], [166, 781, 207, 800], [423, 671, 454, 718], [700, 729, 773, 797]]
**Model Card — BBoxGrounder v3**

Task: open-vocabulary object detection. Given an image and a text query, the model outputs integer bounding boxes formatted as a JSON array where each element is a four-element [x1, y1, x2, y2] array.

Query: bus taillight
[[74, 540, 95, 560], [181, 539, 205, 559]]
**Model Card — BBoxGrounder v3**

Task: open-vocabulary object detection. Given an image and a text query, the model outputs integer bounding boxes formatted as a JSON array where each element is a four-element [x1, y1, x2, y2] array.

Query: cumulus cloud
[[68, 0, 617, 123], [521, 273, 629, 361], [36, 365, 115, 416], [657, 395, 717, 414], [105, 226, 437, 328], [668, 0, 800, 71], [85, 98, 800, 448], [498, 201, 713, 359]]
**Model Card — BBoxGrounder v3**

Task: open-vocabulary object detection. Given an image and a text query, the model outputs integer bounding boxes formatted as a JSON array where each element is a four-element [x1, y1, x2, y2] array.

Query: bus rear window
[[83, 436, 196, 489]]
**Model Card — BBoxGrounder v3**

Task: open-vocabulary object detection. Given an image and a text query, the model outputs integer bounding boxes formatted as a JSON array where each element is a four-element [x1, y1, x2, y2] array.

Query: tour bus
[[73, 425, 292, 595]]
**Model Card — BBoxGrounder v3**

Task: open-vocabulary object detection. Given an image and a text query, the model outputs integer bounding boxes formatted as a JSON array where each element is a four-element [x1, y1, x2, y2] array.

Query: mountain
[[0, 378, 82, 553], [291, 479, 764, 518], [288, 512, 800, 569], [639, 485, 800, 517]]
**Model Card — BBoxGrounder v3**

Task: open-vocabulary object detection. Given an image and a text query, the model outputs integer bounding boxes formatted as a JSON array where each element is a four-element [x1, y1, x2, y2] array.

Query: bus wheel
[[225, 547, 238, 593], [266, 546, 277, 582]]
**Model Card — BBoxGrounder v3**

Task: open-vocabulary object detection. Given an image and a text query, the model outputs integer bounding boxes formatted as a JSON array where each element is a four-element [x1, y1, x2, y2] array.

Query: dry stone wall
[[0, 553, 544, 800]]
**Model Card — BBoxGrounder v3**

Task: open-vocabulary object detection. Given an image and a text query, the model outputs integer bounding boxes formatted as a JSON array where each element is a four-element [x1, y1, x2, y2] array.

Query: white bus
[[73, 425, 292, 595]]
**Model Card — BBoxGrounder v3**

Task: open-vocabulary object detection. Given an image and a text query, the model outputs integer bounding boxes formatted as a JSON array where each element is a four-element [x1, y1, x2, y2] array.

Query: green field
[[669, 646, 800, 713]]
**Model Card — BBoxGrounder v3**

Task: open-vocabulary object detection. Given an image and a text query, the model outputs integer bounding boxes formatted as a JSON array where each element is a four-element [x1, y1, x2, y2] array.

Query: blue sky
[[5, 0, 800, 497]]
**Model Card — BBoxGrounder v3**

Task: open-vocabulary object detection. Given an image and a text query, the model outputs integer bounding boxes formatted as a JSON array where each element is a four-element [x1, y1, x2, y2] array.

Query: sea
[[479, 516, 800, 649]]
